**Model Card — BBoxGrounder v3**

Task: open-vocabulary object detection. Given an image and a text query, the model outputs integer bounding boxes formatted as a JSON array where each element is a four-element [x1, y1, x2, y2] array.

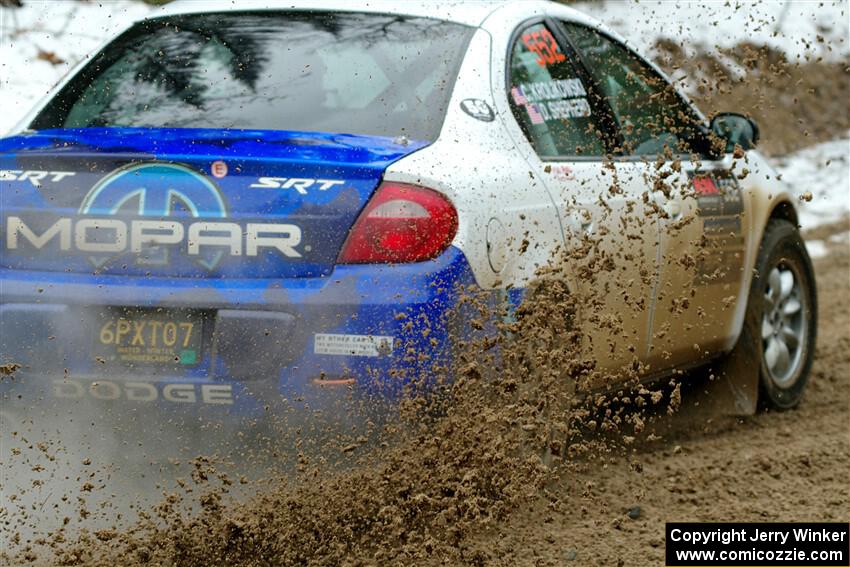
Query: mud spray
[[1, 144, 727, 567], [2, 30, 849, 567]]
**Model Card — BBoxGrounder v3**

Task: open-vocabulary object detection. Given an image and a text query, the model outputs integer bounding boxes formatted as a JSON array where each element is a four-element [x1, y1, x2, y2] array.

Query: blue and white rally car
[[0, 0, 817, 442]]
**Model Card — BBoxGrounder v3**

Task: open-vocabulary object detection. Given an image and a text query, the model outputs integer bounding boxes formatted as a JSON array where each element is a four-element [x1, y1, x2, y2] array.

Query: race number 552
[[522, 28, 566, 67]]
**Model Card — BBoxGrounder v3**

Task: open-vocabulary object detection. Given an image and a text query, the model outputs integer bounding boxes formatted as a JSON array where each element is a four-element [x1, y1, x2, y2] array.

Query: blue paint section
[[0, 127, 522, 445], [0, 127, 425, 161], [0, 127, 428, 278], [0, 246, 478, 423], [1, 125, 480, 431]]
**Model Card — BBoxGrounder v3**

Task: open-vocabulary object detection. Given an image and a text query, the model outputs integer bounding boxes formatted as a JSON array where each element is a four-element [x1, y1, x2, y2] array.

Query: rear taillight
[[338, 182, 458, 264]]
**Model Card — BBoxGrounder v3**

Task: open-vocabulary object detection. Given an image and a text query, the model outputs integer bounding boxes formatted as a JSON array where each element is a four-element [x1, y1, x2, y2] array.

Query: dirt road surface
[[468, 233, 850, 566]]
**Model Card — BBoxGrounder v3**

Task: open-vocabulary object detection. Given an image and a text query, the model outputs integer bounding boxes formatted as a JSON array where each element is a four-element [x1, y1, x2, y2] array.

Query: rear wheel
[[747, 219, 817, 409]]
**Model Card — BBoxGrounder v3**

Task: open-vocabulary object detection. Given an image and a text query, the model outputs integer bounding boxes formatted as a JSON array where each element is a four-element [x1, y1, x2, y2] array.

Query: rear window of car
[[31, 12, 474, 141]]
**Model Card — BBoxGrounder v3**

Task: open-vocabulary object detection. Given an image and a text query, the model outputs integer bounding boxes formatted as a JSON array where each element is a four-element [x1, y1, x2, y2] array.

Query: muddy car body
[[0, 0, 816, 445]]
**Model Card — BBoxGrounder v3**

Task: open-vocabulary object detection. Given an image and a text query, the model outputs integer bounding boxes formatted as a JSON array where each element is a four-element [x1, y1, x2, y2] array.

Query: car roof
[[148, 0, 594, 29], [153, 0, 506, 27]]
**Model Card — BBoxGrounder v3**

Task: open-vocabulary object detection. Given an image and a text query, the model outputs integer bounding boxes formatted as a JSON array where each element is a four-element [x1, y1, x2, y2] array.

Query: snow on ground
[[802, 230, 849, 259], [573, 0, 850, 66], [774, 132, 850, 231], [0, 0, 848, 236], [804, 239, 829, 259], [772, 132, 850, 258]]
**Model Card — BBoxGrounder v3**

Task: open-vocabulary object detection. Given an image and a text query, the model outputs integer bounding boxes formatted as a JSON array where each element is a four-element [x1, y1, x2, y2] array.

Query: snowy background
[[576, 0, 849, 64], [0, 0, 847, 250]]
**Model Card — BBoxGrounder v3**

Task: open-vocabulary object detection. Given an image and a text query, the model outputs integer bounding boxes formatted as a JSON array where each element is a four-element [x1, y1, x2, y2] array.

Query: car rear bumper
[[0, 246, 478, 429]]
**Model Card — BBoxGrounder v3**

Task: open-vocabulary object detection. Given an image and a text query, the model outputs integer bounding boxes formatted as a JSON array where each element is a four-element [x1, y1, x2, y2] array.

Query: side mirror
[[710, 112, 760, 153]]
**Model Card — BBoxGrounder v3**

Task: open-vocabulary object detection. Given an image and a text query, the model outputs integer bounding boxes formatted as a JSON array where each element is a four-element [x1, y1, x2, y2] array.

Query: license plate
[[93, 309, 204, 367]]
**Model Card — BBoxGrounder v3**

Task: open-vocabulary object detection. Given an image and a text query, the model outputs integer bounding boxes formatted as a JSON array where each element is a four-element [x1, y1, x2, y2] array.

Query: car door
[[559, 21, 749, 371], [502, 19, 661, 383]]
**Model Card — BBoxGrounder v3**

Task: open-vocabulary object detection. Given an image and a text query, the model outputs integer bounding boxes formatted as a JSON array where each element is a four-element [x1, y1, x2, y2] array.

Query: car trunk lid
[[0, 127, 427, 278]]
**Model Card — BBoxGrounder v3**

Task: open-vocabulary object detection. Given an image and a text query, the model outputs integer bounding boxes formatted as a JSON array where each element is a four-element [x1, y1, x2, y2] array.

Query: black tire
[[743, 219, 817, 409]]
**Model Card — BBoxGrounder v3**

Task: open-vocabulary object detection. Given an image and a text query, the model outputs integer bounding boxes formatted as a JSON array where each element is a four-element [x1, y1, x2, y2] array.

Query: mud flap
[[701, 315, 761, 417]]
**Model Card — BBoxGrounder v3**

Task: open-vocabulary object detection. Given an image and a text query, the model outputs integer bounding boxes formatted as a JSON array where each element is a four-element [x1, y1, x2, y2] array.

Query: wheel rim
[[761, 261, 807, 388]]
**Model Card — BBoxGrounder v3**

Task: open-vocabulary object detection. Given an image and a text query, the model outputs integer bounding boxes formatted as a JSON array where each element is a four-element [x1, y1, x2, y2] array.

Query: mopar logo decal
[[80, 163, 226, 217], [5, 163, 303, 269], [79, 163, 229, 268]]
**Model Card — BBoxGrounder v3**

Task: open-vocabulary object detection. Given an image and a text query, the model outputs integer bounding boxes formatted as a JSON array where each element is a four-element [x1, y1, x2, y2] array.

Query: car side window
[[560, 22, 706, 158], [508, 22, 606, 159]]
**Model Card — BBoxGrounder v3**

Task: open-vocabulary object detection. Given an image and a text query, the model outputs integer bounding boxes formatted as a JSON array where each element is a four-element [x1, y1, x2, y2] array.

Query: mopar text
[[5, 216, 303, 257]]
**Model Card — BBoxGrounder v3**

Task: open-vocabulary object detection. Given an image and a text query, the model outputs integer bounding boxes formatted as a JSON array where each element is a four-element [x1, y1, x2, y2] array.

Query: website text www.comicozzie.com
[[673, 548, 844, 564]]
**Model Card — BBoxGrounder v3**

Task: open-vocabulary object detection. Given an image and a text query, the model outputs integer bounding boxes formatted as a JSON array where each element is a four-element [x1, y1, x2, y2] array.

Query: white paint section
[[386, 26, 566, 292], [314, 334, 395, 357]]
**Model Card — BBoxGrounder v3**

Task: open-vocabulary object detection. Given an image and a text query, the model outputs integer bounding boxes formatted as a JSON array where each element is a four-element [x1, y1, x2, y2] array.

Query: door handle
[[653, 191, 683, 221], [569, 208, 594, 234], [663, 200, 682, 219]]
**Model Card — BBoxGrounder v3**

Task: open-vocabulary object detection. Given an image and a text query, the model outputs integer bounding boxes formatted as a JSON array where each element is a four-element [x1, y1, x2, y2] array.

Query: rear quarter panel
[[385, 28, 565, 292]]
